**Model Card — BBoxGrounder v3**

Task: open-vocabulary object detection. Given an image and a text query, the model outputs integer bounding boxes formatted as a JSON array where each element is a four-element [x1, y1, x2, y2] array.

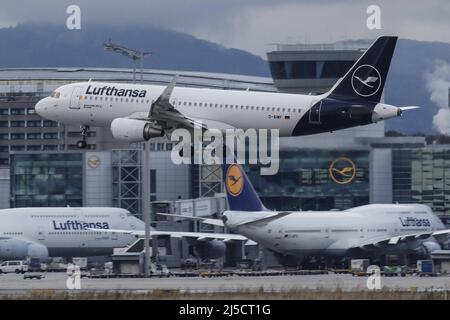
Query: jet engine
[[0, 239, 49, 261], [193, 239, 226, 260], [415, 241, 441, 258], [110, 118, 163, 142]]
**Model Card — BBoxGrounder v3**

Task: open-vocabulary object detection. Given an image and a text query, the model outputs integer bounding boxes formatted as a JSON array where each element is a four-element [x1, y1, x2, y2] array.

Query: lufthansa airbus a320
[[35, 36, 418, 148]]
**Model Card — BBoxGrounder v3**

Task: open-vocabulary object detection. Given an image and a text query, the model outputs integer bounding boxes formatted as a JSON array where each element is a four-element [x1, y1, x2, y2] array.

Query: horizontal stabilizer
[[399, 106, 420, 111]]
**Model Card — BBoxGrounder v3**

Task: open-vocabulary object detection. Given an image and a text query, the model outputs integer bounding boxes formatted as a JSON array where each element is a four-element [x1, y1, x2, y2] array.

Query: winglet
[[148, 75, 178, 117], [161, 75, 178, 101]]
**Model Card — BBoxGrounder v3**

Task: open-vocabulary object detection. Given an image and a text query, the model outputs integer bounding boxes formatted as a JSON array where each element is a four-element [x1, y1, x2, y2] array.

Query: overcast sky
[[1, 0, 449, 56]]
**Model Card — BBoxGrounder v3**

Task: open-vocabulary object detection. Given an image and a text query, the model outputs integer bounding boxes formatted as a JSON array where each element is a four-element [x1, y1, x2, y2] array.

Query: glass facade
[[393, 148, 450, 216], [269, 60, 355, 80], [10, 153, 83, 207], [245, 150, 370, 211]]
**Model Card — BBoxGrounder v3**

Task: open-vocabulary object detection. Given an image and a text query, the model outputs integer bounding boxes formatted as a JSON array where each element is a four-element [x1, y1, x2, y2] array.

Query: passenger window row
[[82, 95, 300, 113], [48, 231, 104, 235], [176, 101, 300, 113], [84, 96, 151, 104]]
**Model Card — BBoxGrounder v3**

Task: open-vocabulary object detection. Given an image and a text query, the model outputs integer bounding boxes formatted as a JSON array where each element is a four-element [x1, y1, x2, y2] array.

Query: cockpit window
[[50, 91, 60, 98]]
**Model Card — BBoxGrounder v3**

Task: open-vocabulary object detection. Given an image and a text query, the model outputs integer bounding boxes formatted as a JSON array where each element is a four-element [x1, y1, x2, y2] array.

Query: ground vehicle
[[149, 263, 171, 278], [417, 260, 436, 277], [382, 265, 407, 277], [350, 259, 370, 272], [24, 273, 45, 280], [180, 258, 198, 269], [27, 257, 47, 272], [0, 260, 29, 274], [72, 257, 88, 270]]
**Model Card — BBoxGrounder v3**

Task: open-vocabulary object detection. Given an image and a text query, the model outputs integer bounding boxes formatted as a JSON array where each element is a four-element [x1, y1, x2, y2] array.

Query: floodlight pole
[[140, 52, 144, 82], [103, 41, 152, 277], [142, 141, 151, 277], [103, 41, 150, 85]]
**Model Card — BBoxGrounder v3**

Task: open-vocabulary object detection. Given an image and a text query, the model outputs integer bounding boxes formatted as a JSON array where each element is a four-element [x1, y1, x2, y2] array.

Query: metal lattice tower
[[112, 149, 142, 219], [199, 164, 223, 197]]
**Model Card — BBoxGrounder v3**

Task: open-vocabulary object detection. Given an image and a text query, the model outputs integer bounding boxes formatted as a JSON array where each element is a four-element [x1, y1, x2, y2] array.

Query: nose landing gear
[[76, 125, 89, 149]]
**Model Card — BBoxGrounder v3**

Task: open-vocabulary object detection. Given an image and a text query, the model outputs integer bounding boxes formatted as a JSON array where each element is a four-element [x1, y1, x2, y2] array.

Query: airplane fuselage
[[224, 204, 445, 260], [35, 81, 400, 137], [0, 207, 143, 260]]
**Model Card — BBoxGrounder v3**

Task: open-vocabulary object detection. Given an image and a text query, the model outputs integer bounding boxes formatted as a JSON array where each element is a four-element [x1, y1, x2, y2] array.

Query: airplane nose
[[35, 98, 49, 117]]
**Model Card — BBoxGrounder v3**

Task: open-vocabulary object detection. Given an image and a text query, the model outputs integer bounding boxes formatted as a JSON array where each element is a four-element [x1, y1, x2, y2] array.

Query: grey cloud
[[0, 0, 448, 56]]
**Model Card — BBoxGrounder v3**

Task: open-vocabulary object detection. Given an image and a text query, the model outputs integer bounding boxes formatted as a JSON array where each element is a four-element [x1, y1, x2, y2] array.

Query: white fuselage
[[0, 207, 143, 260], [224, 204, 445, 259], [35, 82, 320, 137]]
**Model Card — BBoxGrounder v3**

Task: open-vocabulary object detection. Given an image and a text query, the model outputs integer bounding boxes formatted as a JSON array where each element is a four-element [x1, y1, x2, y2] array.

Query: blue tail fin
[[328, 36, 397, 103], [221, 162, 265, 211]]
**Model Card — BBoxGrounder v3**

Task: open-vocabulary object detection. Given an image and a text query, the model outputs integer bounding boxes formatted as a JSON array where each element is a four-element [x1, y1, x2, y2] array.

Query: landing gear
[[76, 140, 87, 149], [76, 125, 89, 149]]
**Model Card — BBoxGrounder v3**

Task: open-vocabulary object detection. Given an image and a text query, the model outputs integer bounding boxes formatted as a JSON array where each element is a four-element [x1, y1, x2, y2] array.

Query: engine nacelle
[[27, 243, 49, 261], [193, 239, 226, 260], [415, 241, 441, 258], [0, 239, 49, 261], [110, 118, 163, 142]]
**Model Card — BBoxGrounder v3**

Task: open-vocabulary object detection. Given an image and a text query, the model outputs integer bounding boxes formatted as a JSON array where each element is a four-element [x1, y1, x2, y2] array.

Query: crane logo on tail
[[226, 164, 244, 196], [351, 64, 381, 97]]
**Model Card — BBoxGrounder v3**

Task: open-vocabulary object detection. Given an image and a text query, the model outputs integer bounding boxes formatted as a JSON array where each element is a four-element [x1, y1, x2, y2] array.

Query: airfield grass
[[1, 288, 449, 300]]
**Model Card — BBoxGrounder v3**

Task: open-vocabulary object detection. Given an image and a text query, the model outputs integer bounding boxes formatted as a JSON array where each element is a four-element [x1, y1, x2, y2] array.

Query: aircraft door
[[37, 226, 45, 241], [308, 101, 322, 124], [69, 86, 83, 109]]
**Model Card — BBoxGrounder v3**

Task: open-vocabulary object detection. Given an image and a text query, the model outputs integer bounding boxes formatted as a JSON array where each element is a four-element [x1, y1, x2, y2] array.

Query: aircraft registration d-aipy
[[35, 36, 418, 148]]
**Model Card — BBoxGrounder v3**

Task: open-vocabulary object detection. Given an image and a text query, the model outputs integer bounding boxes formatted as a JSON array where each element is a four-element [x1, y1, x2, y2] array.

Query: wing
[[156, 213, 224, 227], [127, 76, 235, 133], [345, 229, 450, 251], [88, 228, 256, 245]]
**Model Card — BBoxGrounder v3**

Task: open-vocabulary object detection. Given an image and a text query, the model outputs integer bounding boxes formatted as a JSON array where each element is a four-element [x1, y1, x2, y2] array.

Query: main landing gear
[[76, 125, 89, 149]]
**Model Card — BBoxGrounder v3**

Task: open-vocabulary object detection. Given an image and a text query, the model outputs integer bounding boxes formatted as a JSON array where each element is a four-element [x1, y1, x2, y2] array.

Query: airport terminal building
[[1, 42, 450, 266]]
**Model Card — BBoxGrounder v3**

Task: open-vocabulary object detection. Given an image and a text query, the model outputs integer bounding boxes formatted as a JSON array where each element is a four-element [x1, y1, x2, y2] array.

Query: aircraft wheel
[[76, 140, 87, 149]]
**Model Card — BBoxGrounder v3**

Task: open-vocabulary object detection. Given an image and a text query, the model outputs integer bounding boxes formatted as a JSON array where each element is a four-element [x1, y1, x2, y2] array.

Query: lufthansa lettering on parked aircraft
[[52, 220, 110, 230], [399, 217, 431, 227], [85, 85, 147, 98]]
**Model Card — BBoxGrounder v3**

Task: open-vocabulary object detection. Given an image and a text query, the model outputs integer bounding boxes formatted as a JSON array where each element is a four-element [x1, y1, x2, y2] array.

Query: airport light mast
[[103, 41, 153, 277], [103, 41, 151, 83]]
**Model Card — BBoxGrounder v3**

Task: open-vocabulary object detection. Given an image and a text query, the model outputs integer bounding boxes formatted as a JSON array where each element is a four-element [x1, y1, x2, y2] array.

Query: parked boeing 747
[[156, 162, 450, 265], [35, 36, 418, 148], [0, 207, 251, 262], [0, 207, 143, 261], [93, 160, 450, 265]]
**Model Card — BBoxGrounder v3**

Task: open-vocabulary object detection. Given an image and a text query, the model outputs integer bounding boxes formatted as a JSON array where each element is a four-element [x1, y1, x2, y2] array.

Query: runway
[[1, 272, 450, 293]]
